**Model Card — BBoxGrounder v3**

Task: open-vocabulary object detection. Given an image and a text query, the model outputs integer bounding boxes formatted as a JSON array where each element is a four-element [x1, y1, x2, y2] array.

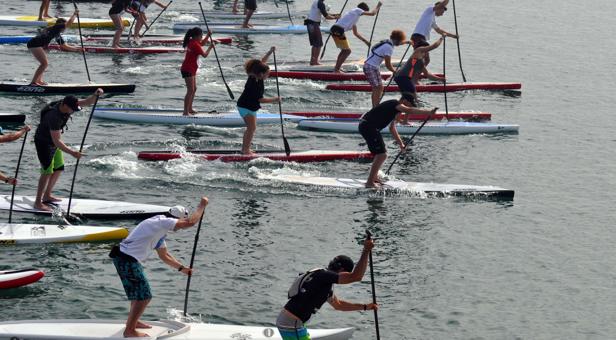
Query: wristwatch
[[178, 265, 184, 272]]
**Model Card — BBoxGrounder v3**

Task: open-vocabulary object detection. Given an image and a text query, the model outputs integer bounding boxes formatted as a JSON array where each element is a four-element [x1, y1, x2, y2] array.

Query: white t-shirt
[[365, 39, 394, 67], [120, 215, 178, 263], [335, 8, 364, 32], [307, 0, 328, 22], [413, 6, 437, 40]]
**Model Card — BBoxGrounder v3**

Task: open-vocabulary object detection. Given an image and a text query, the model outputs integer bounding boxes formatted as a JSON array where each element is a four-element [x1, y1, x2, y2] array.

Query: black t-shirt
[[284, 269, 339, 323], [360, 99, 400, 130], [34, 102, 69, 147], [237, 76, 265, 111]]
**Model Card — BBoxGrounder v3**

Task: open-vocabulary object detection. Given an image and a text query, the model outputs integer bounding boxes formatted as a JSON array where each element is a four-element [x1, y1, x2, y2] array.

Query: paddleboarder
[[330, 2, 382, 73], [276, 234, 377, 340], [181, 27, 215, 115], [109, 0, 132, 48], [393, 37, 445, 112], [363, 29, 409, 107], [411, 0, 458, 66], [359, 93, 437, 188], [109, 196, 209, 338], [37, 0, 51, 21], [237, 46, 281, 155], [0, 126, 31, 186], [129, 0, 168, 42], [232, 0, 257, 28], [27, 14, 83, 86], [33, 89, 103, 212], [305, 0, 340, 65]]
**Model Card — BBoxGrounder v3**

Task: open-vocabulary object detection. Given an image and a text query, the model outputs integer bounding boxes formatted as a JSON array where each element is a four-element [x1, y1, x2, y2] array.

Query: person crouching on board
[[305, 0, 340, 65], [109, 0, 132, 49], [0, 125, 31, 186], [363, 29, 410, 107], [128, 0, 168, 42], [32, 89, 103, 211], [276, 234, 377, 340], [181, 27, 215, 116], [109, 197, 208, 338], [329, 2, 382, 73], [359, 93, 437, 188], [411, 0, 458, 67], [27, 15, 83, 86], [232, 0, 257, 28], [237, 46, 281, 155]]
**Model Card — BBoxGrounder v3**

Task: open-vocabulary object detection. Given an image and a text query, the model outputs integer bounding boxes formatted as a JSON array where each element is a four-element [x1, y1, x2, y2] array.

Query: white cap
[[169, 205, 188, 219]]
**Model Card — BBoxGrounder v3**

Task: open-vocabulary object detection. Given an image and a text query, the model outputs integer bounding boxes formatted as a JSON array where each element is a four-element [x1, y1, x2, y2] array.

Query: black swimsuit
[[27, 27, 64, 48]]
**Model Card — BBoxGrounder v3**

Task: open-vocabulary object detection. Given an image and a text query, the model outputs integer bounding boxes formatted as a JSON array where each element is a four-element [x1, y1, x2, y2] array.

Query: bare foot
[[365, 182, 381, 189], [42, 195, 62, 203], [136, 321, 152, 329], [123, 329, 149, 338], [309, 62, 322, 66], [112, 45, 123, 49], [242, 150, 256, 155], [33, 202, 53, 212], [189, 110, 198, 114]]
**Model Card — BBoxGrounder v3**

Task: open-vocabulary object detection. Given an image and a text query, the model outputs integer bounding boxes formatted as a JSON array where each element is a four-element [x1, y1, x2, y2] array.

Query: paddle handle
[[183, 212, 205, 316], [8, 130, 28, 224], [452, 0, 467, 82], [199, 2, 234, 100]]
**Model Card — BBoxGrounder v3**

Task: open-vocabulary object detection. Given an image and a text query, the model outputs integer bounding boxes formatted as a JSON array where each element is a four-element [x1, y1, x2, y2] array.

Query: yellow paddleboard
[[7, 16, 129, 28]]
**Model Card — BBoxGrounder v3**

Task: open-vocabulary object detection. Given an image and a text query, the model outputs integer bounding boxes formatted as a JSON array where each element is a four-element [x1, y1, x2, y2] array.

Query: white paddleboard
[[94, 108, 304, 126], [297, 119, 520, 135], [173, 23, 329, 34], [260, 174, 515, 199], [0, 319, 354, 339], [0, 223, 128, 244], [0, 195, 171, 219], [191, 10, 307, 19]]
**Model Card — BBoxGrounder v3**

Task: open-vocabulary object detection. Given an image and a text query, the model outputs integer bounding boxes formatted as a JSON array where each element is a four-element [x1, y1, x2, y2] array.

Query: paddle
[[183, 211, 205, 316], [272, 49, 291, 156], [8, 130, 28, 224], [365, 230, 380, 340], [72, 1, 91, 82], [442, 36, 448, 119], [66, 94, 100, 217], [284, 0, 294, 25], [366, 7, 381, 58], [199, 2, 235, 100], [320, 0, 350, 60], [139, 0, 173, 38], [451, 0, 467, 82]]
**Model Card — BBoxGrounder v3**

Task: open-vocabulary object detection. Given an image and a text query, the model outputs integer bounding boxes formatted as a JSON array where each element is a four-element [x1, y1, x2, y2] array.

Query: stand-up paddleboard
[[270, 70, 444, 81], [173, 23, 330, 34], [261, 174, 515, 199], [297, 119, 519, 135], [48, 44, 185, 54], [285, 111, 491, 121], [0, 319, 354, 340], [326, 82, 522, 93], [0, 224, 128, 244], [0, 195, 171, 219], [0, 269, 44, 289], [138, 149, 374, 162], [93, 108, 304, 126], [0, 16, 129, 28], [190, 10, 308, 19], [0, 82, 135, 95], [0, 35, 232, 45], [0, 112, 26, 123]]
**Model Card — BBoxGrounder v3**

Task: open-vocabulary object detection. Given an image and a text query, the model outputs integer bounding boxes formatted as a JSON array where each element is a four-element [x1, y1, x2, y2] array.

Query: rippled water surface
[[1, 0, 615, 339]]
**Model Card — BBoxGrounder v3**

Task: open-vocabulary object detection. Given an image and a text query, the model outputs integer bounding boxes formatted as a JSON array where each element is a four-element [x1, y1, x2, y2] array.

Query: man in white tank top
[[411, 0, 458, 65]]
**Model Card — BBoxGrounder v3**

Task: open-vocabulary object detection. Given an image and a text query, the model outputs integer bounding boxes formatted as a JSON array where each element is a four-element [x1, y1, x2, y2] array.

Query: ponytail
[[183, 27, 203, 48]]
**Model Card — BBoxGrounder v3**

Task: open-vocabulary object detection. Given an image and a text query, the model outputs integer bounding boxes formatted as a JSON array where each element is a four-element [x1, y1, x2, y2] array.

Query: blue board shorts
[[238, 106, 258, 118], [112, 256, 152, 301], [278, 327, 311, 340]]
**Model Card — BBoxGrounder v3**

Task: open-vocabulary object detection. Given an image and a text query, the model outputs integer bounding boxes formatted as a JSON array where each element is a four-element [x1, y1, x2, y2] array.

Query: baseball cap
[[62, 96, 81, 112], [169, 205, 189, 219]]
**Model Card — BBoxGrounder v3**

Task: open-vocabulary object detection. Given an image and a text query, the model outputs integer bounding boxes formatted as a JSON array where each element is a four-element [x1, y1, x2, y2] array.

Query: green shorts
[[39, 148, 64, 175]]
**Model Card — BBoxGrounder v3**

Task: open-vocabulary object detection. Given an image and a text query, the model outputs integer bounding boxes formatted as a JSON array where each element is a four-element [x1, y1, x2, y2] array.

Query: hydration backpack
[[288, 268, 324, 299]]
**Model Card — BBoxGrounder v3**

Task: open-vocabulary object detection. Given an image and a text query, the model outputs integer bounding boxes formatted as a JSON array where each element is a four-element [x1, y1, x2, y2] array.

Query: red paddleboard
[[284, 111, 491, 121], [270, 71, 444, 81], [48, 44, 184, 54], [326, 82, 522, 93], [83, 36, 233, 45], [138, 150, 374, 162], [0, 269, 44, 289]]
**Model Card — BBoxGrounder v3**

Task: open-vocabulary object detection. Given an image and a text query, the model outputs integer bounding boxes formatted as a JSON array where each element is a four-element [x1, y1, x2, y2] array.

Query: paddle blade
[[225, 84, 235, 100], [283, 138, 291, 156]]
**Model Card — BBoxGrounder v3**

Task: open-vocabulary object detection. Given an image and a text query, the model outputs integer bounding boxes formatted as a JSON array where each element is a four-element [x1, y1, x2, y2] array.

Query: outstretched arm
[[338, 237, 374, 284], [66, 10, 78, 27], [362, 1, 382, 16], [422, 66, 444, 81], [328, 294, 378, 311], [0, 126, 30, 143], [352, 25, 369, 46], [175, 196, 209, 229], [261, 46, 275, 63], [434, 25, 457, 39], [156, 247, 193, 275], [77, 88, 104, 107]]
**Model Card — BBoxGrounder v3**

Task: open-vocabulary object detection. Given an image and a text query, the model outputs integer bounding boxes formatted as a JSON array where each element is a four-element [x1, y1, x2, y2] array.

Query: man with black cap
[[0, 125, 31, 186], [33, 89, 103, 211], [276, 234, 376, 340], [359, 94, 438, 188], [109, 196, 208, 338]]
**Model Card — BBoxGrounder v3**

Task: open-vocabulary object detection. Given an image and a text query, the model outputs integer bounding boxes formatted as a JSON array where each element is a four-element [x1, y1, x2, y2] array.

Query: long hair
[[183, 27, 203, 48], [244, 59, 269, 76]]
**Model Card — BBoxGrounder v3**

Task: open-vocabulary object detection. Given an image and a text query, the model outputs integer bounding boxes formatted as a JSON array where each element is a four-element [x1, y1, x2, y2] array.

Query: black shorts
[[245, 0, 257, 11], [181, 70, 194, 78], [411, 33, 426, 46], [306, 22, 323, 47], [394, 76, 417, 102], [330, 24, 344, 37], [359, 120, 386, 155]]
